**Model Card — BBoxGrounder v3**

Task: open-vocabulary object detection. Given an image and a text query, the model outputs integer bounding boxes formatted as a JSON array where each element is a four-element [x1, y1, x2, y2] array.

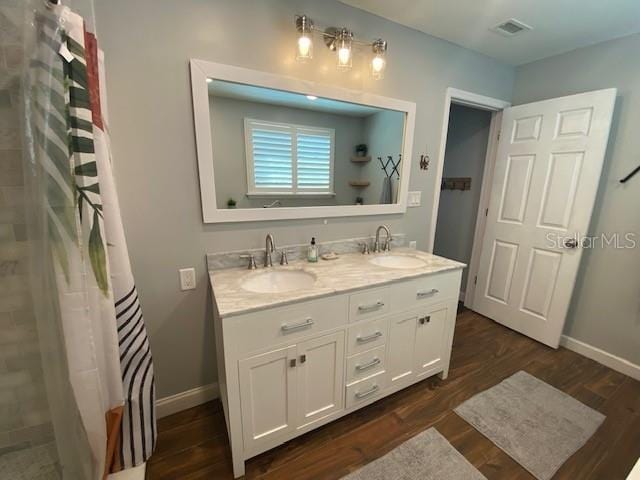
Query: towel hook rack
[[620, 165, 640, 184]]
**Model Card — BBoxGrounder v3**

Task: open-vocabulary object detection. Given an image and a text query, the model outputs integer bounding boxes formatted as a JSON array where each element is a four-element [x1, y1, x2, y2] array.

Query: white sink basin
[[369, 255, 427, 269], [241, 270, 316, 294]]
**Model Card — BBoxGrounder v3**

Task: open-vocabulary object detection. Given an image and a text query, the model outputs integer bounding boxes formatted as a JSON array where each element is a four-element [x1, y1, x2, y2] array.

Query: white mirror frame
[[190, 59, 416, 223]]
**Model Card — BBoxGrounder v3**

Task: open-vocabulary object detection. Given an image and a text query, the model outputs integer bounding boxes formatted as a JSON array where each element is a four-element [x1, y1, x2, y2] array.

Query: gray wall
[[209, 96, 366, 207], [513, 33, 640, 365], [433, 104, 492, 291], [94, 0, 514, 398], [361, 110, 405, 204]]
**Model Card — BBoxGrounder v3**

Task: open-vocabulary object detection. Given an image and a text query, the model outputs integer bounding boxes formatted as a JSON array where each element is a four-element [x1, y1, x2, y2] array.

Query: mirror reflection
[[207, 80, 405, 209]]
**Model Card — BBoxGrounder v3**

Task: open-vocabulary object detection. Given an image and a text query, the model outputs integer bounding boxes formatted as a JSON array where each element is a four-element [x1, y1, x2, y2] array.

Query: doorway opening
[[429, 88, 510, 307], [433, 104, 492, 301]]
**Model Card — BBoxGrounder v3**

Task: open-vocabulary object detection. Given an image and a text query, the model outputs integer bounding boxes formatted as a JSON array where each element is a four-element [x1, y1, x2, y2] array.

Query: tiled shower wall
[[0, 2, 54, 453]]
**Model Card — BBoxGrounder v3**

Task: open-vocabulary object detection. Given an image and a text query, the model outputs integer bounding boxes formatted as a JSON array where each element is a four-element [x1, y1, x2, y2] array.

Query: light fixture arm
[[295, 15, 386, 49]]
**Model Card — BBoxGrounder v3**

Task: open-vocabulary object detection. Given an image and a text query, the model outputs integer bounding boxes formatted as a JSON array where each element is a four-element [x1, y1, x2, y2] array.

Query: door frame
[[428, 88, 511, 308]]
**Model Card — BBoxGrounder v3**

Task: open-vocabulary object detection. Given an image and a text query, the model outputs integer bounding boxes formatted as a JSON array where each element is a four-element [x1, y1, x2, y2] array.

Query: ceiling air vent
[[491, 18, 532, 37]]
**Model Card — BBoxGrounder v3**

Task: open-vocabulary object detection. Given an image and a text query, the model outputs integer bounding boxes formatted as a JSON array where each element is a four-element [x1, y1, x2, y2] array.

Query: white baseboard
[[560, 335, 640, 381], [156, 382, 219, 418]]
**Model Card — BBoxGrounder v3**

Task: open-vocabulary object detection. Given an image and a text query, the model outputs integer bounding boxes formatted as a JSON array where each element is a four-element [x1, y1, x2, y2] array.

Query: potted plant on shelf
[[355, 196, 364, 205], [355, 144, 368, 157], [227, 198, 237, 209]]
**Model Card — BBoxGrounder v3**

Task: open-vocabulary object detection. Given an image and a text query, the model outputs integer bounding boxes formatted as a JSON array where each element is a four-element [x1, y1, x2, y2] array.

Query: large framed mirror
[[190, 60, 416, 223]]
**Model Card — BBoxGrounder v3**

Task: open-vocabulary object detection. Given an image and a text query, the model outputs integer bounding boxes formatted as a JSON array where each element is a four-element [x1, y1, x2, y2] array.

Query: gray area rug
[[342, 427, 486, 480], [455, 370, 605, 480]]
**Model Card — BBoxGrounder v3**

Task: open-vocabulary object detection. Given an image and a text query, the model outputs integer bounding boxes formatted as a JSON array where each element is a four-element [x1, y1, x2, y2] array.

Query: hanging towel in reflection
[[380, 176, 394, 204]]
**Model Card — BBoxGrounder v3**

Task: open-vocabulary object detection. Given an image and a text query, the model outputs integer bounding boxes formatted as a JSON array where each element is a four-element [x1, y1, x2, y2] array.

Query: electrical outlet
[[179, 268, 196, 291], [408, 191, 421, 207], [409, 241, 417, 249]]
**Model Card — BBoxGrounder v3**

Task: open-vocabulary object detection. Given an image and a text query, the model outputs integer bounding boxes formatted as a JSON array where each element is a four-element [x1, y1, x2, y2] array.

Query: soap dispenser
[[307, 237, 318, 263]]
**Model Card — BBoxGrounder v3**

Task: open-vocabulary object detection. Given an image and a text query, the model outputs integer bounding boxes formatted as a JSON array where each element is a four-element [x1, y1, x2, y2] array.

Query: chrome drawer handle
[[355, 384, 379, 399], [356, 331, 382, 344], [355, 357, 381, 371], [358, 301, 385, 312], [416, 288, 439, 299], [281, 317, 314, 332]]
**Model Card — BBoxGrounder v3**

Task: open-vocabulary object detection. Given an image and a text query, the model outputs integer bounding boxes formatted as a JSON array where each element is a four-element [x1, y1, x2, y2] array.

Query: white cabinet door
[[413, 304, 448, 377], [239, 345, 297, 452], [474, 89, 616, 347], [386, 312, 418, 387], [296, 331, 345, 428]]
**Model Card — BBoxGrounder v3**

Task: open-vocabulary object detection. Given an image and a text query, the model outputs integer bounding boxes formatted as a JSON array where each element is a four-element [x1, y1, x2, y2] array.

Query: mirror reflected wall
[[191, 60, 416, 223], [209, 80, 405, 209]]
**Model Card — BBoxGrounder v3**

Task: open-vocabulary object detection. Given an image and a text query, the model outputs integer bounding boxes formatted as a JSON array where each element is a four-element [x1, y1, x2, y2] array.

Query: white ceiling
[[339, 0, 640, 65]]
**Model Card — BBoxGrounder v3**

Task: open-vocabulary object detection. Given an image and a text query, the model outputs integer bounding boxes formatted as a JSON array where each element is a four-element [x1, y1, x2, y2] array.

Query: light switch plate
[[179, 268, 196, 291], [408, 191, 421, 207]]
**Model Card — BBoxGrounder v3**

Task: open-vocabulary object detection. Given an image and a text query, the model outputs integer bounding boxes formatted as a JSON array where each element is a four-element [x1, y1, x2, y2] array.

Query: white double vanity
[[209, 246, 463, 477], [191, 58, 464, 477]]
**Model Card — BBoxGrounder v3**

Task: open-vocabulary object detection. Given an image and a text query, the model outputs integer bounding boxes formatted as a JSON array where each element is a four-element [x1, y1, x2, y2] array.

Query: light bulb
[[338, 47, 351, 66], [371, 39, 387, 80], [297, 35, 312, 60], [336, 29, 353, 70], [371, 55, 385, 79], [295, 15, 313, 62], [372, 56, 384, 72]]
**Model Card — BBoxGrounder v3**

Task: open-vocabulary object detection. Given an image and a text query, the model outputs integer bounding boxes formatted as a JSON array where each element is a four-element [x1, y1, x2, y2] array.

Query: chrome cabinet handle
[[417, 289, 439, 298], [355, 357, 381, 371], [358, 301, 385, 312], [281, 317, 314, 332], [356, 331, 382, 344], [355, 384, 379, 399]]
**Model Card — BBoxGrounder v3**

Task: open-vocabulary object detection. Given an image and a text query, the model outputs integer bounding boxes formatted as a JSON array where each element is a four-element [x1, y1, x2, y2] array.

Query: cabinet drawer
[[346, 345, 386, 385], [345, 371, 386, 409], [392, 270, 461, 310], [225, 295, 349, 354], [349, 287, 391, 323], [347, 316, 388, 355]]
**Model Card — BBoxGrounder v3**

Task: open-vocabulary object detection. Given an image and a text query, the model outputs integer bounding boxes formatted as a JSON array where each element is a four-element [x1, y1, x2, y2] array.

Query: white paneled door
[[473, 89, 616, 347]]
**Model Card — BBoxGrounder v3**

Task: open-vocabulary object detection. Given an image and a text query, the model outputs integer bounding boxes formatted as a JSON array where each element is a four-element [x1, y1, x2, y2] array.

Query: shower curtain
[[24, 4, 155, 476]]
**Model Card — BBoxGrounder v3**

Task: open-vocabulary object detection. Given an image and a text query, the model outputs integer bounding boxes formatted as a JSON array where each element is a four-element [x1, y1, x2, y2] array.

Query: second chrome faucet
[[373, 225, 393, 253]]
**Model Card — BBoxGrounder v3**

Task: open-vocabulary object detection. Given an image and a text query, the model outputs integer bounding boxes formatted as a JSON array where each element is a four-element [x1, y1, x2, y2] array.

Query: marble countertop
[[209, 248, 466, 319]]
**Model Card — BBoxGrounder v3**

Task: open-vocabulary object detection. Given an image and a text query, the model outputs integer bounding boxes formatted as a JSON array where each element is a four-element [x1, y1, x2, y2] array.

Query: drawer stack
[[345, 318, 389, 408], [345, 289, 390, 407]]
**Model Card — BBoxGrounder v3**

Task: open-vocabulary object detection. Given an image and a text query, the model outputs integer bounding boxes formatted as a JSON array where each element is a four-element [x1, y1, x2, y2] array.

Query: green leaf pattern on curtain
[[32, 13, 109, 295]]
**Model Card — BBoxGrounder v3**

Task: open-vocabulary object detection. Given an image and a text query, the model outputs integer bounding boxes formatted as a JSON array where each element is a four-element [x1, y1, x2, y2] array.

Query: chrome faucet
[[373, 225, 392, 253], [265, 233, 276, 267]]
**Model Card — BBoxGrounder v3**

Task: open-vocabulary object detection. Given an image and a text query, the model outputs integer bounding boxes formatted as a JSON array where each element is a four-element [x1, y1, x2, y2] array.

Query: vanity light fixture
[[295, 15, 388, 79]]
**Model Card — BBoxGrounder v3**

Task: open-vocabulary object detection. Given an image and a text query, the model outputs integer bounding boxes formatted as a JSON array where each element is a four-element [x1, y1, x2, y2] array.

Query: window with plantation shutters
[[245, 119, 334, 195]]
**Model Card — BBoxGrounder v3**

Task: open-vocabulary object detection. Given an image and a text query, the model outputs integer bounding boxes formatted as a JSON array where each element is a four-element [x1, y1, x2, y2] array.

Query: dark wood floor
[[147, 309, 640, 479]]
